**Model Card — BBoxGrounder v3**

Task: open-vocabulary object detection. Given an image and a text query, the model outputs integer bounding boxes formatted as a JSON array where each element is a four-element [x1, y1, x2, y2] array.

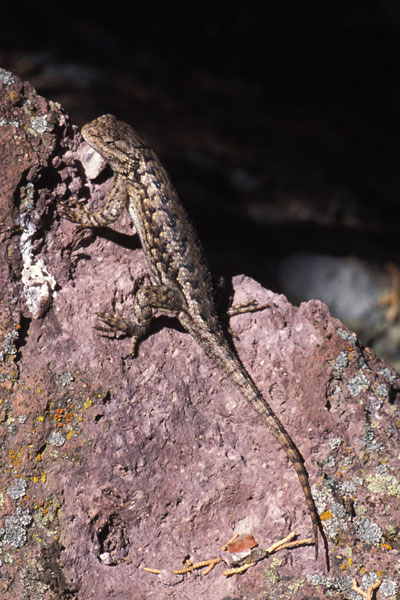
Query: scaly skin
[[63, 114, 324, 561]]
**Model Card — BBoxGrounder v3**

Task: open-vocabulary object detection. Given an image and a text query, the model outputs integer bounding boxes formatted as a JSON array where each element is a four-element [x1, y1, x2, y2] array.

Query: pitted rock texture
[[0, 70, 399, 600]]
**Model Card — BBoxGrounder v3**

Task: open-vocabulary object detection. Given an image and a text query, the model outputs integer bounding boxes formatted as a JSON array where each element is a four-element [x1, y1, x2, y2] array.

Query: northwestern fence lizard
[[62, 114, 324, 561]]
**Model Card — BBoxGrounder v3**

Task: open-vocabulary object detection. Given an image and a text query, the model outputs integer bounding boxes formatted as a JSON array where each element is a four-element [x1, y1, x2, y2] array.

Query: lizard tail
[[191, 324, 321, 559], [236, 372, 320, 560]]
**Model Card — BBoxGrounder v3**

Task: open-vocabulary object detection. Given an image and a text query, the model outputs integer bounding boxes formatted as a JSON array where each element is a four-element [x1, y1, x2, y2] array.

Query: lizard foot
[[95, 311, 132, 333], [59, 197, 96, 227], [224, 299, 271, 339], [95, 312, 140, 355]]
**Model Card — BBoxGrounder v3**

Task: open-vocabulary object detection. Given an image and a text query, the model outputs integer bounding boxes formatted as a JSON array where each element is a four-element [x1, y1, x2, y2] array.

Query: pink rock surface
[[0, 69, 399, 599]]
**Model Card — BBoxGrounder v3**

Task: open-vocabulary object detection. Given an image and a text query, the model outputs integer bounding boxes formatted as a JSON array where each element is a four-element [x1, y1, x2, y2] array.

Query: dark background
[[2, 2, 400, 356]]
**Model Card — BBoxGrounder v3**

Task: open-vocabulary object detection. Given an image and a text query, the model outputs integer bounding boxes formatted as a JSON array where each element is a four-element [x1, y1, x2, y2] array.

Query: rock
[[0, 69, 399, 600]]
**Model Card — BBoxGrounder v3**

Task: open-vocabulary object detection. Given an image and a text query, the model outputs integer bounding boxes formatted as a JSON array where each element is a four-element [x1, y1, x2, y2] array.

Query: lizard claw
[[95, 312, 139, 338], [95, 312, 139, 355], [59, 197, 94, 227], [96, 311, 132, 333]]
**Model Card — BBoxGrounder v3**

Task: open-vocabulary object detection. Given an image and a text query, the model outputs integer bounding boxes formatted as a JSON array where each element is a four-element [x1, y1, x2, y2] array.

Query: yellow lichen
[[381, 543, 392, 551], [320, 510, 333, 521]]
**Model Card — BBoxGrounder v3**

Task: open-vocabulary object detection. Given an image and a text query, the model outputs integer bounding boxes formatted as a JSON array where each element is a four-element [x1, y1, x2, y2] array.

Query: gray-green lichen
[[57, 372, 74, 387], [379, 367, 396, 382], [48, 431, 65, 447], [380, 578, 398, 597], [365, 472, 400, 496], [358, 353, 368, 369], [347, 372, 370, 396], [376, 382, 389, 397], [337, 328, 357, 343], [312, 485, 349, 542], [339, 477, 363, 495], [353, 516, 382, 546], [335, 351, 349, 373], [327, 437, 342, 450], [358, 573, 398, 599], [362, 424, 383, 452], [0, 330, 19, 362], [0, 506, 32, 547], [307, 572, 397, 598], [322, 455, 336, 469], [307, 572, 353, 594], [6, 478, 27, 500]]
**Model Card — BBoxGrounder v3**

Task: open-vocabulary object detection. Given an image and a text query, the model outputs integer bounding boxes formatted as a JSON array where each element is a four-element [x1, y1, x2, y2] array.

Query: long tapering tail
[[189, 319, 321, 558]]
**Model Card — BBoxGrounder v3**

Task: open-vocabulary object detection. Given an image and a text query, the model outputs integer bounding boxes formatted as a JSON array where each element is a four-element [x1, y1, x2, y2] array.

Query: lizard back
[[78, 114, 324, 561], [82, 114, 221, 330]]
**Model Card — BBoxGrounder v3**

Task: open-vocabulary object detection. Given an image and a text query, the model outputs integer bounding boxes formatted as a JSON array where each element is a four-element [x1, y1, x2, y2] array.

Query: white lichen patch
[[312, 486, 349, 541], [31, 115, 48, 135], [0, 68, 15, 85], [19, 214, 56, 318], [21, 259, 56, 318]]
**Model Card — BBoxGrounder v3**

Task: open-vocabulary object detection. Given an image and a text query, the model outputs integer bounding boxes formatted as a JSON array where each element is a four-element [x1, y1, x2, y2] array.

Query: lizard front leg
[[96, 285, 184, 355], [61, 173, 128, 227], [227, 300, 271, 317], [212, 276, 271, 319]]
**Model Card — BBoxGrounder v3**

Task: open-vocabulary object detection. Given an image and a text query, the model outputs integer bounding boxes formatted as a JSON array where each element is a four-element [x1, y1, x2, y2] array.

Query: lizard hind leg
[[96, 284, 184, 355]]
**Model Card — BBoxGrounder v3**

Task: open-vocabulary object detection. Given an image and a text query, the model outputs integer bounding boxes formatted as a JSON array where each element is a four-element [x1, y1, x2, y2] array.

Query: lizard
[[62, 113, 324, 562]]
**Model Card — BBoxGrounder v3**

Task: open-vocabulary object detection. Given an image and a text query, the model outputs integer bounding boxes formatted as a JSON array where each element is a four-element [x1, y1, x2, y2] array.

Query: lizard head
[[81, 114, 150, 175]]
